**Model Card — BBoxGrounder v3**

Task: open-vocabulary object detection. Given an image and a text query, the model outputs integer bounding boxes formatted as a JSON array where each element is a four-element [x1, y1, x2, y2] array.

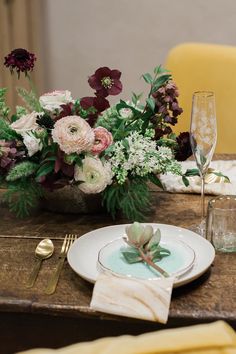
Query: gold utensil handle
[[45, 257, 65, 295], [26, 258, 42, 288]]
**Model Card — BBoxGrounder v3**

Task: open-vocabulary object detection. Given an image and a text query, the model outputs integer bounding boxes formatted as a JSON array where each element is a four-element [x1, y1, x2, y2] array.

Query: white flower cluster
[[108, 132, 182, 184]]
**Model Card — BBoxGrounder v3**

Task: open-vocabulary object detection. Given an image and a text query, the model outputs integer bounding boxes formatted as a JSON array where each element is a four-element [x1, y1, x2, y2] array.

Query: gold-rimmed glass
[[190, 91, 217, 236]]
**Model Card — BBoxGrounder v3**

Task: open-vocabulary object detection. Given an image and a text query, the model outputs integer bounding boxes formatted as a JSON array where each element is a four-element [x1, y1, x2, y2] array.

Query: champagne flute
[[190, 91, 217, 236]]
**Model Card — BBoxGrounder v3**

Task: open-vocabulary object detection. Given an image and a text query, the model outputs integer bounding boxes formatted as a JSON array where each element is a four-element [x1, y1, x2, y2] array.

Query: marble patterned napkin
[[160, 160, 236, 195], [90, 273, 174, 323]]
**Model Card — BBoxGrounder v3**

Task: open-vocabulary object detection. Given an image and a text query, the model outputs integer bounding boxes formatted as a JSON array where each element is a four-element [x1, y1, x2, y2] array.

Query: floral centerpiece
[[0, 48, 193, 220]]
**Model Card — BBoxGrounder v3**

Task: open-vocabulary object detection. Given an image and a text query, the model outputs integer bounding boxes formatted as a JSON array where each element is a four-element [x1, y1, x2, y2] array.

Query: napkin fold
[[160, 160, 236, 195], [90, 273, 174, 323]]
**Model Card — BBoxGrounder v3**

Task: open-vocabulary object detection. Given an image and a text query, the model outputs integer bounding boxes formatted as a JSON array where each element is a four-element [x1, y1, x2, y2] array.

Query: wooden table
[[0, 165, 236, 353]]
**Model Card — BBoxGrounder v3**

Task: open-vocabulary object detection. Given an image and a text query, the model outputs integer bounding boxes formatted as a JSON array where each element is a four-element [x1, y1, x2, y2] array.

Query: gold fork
[[45, 234, 77, 295]]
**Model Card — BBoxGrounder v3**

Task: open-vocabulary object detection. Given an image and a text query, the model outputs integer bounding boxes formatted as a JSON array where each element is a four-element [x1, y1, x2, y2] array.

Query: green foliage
[[212, 171, 230, 182], [16, 105, 28, 117], [102, 177, 151, 221], [17, 87, 42, 112], [0, 119, 20, 140], [35, 161, 55, 180], [148, 173, 164, 189], [0, 88, 10, 120], [142, 73, 153, 84], [6, 161, 39, 181], [3, 178, 43, 217], [131, 92, 143, 106]]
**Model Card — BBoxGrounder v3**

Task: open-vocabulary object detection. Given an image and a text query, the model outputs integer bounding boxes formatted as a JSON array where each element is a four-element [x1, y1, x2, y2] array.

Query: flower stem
[[138, 247, 169, 278], [26, 73, 42, 112]]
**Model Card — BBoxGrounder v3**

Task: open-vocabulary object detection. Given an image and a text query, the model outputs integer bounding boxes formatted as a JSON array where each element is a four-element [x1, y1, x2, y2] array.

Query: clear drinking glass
[[206, 195, 236, 252], [190, 91, 217, 236]]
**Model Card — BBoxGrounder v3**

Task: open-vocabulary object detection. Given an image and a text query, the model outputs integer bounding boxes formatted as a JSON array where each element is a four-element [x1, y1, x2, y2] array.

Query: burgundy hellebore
[[4, 48, 36, 77], [88, 67, 122, 97]]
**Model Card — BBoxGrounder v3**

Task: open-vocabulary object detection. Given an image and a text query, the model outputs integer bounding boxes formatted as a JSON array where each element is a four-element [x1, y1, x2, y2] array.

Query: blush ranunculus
[[91, 127, 113, 155], [74, 156, 113, 194], [51, 116, 95, 154]]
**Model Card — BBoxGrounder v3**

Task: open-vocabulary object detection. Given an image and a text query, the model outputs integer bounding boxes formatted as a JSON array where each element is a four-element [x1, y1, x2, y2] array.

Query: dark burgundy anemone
[[175, 132, 192, 161], [80, 95, 110, 126], [80, 95, 110, 112], [88, 67, 122, 97], [4, 48, 36, 77]]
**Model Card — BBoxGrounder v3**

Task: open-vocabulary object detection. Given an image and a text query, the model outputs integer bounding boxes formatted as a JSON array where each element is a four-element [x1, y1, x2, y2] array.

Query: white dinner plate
[[67, 223, 215, 287]]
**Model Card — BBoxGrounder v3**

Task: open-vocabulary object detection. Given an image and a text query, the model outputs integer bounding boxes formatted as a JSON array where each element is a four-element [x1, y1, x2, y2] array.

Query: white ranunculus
[[10, 112, 40, 134], [74, 156, 113, 194], [23, 132, 43, 157], [39, 90, 74, 112]]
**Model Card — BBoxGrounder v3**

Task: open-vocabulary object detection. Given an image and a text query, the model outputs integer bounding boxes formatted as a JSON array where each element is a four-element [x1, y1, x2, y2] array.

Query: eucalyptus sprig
[[121, 222, 170, 277]]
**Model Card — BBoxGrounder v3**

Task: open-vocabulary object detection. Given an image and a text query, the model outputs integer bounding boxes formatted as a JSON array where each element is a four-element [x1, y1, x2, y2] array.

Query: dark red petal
[[94, 67, 111, 79], [86, 113, 98, 127], [111, 69, 121, 80], [88, 74, 102, 90], [61, 163, 74, 177], [54, 158, 61, 173], [80, 96, 95, 109], [95, 87, 109, 97], [108, 80, 122, 95], [94, 96, 110, 112]]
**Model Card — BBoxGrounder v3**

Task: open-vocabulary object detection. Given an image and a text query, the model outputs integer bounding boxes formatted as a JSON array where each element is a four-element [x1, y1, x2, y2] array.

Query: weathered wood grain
[[0, 154, 235, 353]]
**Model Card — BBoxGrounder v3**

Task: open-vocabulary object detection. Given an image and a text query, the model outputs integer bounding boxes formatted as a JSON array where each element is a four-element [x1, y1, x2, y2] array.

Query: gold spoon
[[26, 238, 54, 288]]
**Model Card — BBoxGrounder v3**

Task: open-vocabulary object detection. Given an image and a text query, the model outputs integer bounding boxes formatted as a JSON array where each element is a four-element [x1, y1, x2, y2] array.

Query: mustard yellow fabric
[[18, 321, 236, 354], [165, 42, 236, 153]]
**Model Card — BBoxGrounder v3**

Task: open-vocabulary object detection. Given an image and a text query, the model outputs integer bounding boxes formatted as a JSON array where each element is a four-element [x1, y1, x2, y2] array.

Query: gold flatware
[[26, 238, 54, 288], [45, 234, 77, 295]]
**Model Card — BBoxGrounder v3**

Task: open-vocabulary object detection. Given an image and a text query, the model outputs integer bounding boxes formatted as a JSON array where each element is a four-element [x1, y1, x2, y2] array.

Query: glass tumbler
[[206, 195, 236, 252]]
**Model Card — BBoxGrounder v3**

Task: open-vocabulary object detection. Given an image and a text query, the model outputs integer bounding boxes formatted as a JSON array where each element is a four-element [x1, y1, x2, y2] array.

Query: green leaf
[[142, 73, 153, 84], [154, 65, 170, 75], [146, 229, 161, 250], [120, 246, 142, 263], [211, 171, 230, 182], [35, 162, 54, 179], [146, 97, 155, 112], [200, 154, 207, 166], [182, 175, 190, 187], [151, 247, 171, 262], [131, 92, 143, 106], [151, 74, 172, 93], [184, 168, 200, 177], [148, 173, 164, 189]]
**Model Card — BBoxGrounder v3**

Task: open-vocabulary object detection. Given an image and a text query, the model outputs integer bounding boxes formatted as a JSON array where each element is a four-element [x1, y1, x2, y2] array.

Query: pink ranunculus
[[51, 116, 95, 154], [91, 127, 113, 155]]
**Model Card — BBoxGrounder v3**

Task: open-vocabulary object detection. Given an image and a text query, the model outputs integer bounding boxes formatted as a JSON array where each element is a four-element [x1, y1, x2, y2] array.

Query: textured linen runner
[[160, 160, 236, 195]]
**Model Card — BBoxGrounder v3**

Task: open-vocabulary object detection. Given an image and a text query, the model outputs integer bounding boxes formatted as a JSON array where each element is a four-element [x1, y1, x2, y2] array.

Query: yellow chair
[[17, 321, 236, 354], [165, 42, 236, 153]]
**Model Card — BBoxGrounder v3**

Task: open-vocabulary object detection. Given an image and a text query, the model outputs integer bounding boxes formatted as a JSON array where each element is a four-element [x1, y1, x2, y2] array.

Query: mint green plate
[[97, 237, 195, 279]]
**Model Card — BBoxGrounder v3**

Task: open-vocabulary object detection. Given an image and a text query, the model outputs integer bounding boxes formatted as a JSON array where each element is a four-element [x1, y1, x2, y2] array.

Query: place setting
[[65, 221, 215, 323]]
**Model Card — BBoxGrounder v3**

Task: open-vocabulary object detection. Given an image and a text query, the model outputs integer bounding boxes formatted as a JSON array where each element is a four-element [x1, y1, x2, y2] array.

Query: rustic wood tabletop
[[0, 154, 235, 353]]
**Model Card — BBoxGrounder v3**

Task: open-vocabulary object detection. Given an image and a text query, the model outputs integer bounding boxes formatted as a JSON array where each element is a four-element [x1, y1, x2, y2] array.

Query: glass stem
[[201, 174, 205, 220]]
